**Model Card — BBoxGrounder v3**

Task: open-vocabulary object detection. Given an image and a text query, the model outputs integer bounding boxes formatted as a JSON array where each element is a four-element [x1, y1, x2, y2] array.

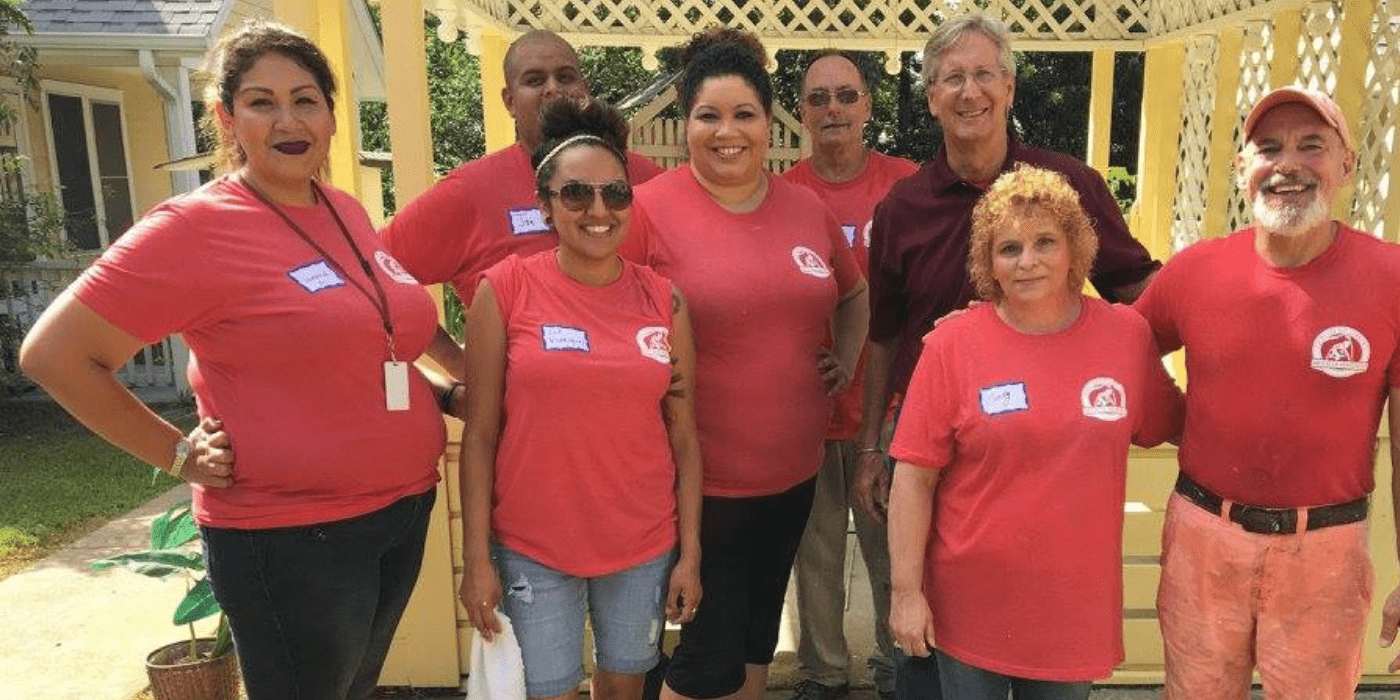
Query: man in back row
[[857, 16, 1160, 696], [383, 30, 664, 376], [781, 50, 918, 700]]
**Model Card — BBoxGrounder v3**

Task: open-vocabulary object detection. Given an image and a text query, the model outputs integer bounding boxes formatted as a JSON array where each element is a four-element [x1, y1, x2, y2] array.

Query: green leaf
[[173, 577, 221, 625], [90, 550, 203, 578], [149, 501, 198, 550]]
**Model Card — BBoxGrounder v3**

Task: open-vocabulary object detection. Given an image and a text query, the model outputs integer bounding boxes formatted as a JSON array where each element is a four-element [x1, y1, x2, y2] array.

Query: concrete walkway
[[0, 485, 217, 700]]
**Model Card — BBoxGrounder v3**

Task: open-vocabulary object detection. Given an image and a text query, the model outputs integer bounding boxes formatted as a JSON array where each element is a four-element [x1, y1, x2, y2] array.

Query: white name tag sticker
[[384, 361, 410, 411], [842, 224, 857, 248], [541, 325, 590, 352], [288, 260, 345, 293], [508, 207, 551, 236], [980, 382, 1029, 415]]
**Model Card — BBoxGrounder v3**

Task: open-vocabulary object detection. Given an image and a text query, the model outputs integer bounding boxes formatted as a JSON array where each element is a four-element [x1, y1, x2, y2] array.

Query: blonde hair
[[968, 164, 1098, 302]]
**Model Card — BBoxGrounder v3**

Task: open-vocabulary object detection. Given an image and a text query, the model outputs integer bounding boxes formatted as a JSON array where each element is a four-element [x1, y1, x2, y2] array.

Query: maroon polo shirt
[[868, 140, 1160, 395]]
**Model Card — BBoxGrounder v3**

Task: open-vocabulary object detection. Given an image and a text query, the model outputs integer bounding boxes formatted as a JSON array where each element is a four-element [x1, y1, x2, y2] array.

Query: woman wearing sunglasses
[[457, 97, 703, 700], [625, 28, 869, 700]]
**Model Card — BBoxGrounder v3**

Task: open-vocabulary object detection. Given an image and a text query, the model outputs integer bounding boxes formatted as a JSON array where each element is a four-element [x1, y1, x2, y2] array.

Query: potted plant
[[91, 500, 240, 700]]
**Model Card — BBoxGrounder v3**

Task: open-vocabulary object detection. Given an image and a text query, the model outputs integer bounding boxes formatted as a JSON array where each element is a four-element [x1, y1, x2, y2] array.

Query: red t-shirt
[[486, 251, 678, 576], [868, 140, 1160, 395], [382, 143, 665, 303], [628, 167, 863, 496], [1134, 225, 1400, 507], [783, 152, 919, 439], [890, 299, 1182, 680], [72, 177, 444, 528]]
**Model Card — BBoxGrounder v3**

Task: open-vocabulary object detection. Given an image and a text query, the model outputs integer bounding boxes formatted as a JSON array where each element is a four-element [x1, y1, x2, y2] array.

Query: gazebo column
[[1270, 7, 1303, 86], [274, 0, 362, 197], [480, 29, 515, 152], [1131, 42, 1183, 262], [377, 0, 466, 688], [1085, 49, 1113, 176], [1202, 27, 1242, 242], [1331, 0, 1372, 221]]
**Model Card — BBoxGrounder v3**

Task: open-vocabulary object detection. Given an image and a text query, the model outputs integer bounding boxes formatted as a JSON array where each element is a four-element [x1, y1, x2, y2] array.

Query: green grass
[[0, 399, 190, 578]]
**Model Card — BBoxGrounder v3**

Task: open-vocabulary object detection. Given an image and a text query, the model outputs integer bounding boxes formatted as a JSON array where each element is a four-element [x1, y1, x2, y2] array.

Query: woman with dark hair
[[886, 165, 1183, 700], [625, 27, 869, 700], [20, 20, 451, 700], [458, 97, 703, 700]]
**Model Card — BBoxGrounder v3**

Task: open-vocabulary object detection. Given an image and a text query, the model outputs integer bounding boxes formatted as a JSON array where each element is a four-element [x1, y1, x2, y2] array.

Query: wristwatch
[[169, 437, 192, 478]]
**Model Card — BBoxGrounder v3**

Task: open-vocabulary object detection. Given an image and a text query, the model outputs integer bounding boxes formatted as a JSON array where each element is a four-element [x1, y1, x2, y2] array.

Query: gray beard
[[1252, 189, 1329, 236]]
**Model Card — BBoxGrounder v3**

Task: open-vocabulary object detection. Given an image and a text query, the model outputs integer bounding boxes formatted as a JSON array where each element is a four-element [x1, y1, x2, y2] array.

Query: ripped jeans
[[492, 544, 675, 698]]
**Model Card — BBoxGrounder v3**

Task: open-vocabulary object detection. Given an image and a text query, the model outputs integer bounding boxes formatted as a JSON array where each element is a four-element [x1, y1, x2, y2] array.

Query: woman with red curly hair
[[885, 165, 1183, 700]]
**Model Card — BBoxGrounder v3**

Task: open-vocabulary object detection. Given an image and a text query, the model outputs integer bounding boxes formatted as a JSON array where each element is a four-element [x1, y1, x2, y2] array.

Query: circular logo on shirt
[[792, 246, 831, 279], [1310, 325, 1370, 378], [1081, 377, 1127, 421], [375, 250, 420, 285], [636, 326, 671, 364]]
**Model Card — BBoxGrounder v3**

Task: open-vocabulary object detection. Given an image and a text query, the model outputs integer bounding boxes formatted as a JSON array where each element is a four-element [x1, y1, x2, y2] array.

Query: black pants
[[202, 488, 435, 700]]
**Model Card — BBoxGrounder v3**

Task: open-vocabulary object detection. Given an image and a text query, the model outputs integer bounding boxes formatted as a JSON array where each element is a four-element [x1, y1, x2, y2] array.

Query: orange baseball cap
[[1243, 86, 1354, 152]]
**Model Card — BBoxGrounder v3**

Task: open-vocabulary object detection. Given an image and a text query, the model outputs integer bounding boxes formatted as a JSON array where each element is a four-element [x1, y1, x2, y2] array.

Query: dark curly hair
[[532, 97, 631, 195], [200, 20, 338, 172], [676, 28, 772, 117]]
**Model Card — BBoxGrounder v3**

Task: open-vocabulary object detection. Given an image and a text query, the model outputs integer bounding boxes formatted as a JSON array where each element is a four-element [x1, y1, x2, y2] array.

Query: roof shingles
[[22, 0, 226, 36]]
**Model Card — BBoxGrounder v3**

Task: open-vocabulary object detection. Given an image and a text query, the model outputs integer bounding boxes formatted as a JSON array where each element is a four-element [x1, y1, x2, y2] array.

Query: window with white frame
[[42, 82, 135, 250]]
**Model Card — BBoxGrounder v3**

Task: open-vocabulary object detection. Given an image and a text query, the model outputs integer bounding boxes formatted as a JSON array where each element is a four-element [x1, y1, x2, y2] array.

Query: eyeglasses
[[805, 88, 866, 108], [548, 180, 633, 211]]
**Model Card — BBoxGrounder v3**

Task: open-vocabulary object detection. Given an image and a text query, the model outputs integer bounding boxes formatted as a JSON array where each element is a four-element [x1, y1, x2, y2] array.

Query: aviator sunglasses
[[805, 87, 867, 108], [548, 180, 634, 212]]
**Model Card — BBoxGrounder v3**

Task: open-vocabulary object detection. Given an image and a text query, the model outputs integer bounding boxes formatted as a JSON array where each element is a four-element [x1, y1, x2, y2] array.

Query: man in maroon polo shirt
[[853, 13, 1159, 533]]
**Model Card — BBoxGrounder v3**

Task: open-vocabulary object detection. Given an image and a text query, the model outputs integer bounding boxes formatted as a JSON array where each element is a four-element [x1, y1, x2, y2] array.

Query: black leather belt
[[1174, 472, 1369, 535]]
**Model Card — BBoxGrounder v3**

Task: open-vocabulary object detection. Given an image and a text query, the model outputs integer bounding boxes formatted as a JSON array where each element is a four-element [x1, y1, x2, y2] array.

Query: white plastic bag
[[466, 610, 527, 700]]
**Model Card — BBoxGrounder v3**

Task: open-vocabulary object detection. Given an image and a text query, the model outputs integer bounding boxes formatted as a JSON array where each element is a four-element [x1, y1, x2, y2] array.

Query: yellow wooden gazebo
[[273, 0, 1400, 687]]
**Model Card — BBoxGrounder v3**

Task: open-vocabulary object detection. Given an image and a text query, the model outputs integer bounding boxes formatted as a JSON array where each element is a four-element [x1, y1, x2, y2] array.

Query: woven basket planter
[[145, 638, 240, 700]]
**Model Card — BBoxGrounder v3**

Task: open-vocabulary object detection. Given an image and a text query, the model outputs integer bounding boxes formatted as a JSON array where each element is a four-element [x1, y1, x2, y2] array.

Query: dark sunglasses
[[548, 180, 633, 211], [805, 87, 866, 108]]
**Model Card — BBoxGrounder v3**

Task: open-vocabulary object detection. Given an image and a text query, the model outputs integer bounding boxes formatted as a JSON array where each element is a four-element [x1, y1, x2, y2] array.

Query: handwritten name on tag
[[542, 325, 590, 352], [980, 382, 1028, 415], [288, 260, 345, 293], [508, 207, 551, 236]]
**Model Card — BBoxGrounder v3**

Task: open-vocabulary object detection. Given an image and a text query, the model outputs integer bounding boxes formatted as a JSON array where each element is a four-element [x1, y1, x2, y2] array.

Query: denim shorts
[[492, 544, 673, 698]]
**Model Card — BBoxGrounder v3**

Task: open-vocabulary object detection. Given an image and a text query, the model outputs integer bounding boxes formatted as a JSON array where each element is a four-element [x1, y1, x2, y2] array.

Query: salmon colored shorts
[[1157, 492, 1373, 700]]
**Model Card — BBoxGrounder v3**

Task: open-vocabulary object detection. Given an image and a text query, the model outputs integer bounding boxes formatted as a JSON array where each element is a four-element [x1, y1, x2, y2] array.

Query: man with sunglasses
[[857, 14, 1160, 694], [780, 50, 917, 700], [382, 30, 664, 377]]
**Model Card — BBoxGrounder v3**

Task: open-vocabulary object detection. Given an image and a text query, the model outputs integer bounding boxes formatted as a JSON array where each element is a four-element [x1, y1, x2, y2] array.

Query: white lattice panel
[[1170, 35, 1219, 252], [1350, 1, 1400, 240], [1153, 0, 1276, 35], [1227, 19, 1274, 233], [437, 0, 1151, 44], [1296, 0, 1342, 93]]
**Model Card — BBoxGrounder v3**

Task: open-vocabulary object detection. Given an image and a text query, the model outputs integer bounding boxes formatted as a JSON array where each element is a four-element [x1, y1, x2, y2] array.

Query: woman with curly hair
[[624, 26, 869, 700], [885, 165, 1183, 700], [457, 97, 703, 700]]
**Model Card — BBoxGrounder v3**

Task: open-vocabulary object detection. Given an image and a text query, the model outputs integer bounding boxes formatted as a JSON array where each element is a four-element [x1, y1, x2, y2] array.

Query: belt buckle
[[1232, 504, 1297, 535]]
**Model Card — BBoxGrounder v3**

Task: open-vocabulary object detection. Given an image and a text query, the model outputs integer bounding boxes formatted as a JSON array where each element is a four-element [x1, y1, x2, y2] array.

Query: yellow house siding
[[29, 67, 174, 226]]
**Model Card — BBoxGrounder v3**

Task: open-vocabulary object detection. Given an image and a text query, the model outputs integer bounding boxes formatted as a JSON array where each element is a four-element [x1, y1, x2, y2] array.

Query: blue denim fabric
[[935, 651, 1090, 700], [201, 488, 436, 700], [493, 545, 673, 698]]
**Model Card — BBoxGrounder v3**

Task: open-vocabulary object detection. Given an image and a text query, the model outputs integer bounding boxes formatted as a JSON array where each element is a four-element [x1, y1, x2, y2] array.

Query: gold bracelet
[[856, 447, 883, 456]]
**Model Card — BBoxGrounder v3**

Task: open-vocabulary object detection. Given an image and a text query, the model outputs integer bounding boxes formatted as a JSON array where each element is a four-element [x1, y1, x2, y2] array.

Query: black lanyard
[[238, 176, 398, 360]]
